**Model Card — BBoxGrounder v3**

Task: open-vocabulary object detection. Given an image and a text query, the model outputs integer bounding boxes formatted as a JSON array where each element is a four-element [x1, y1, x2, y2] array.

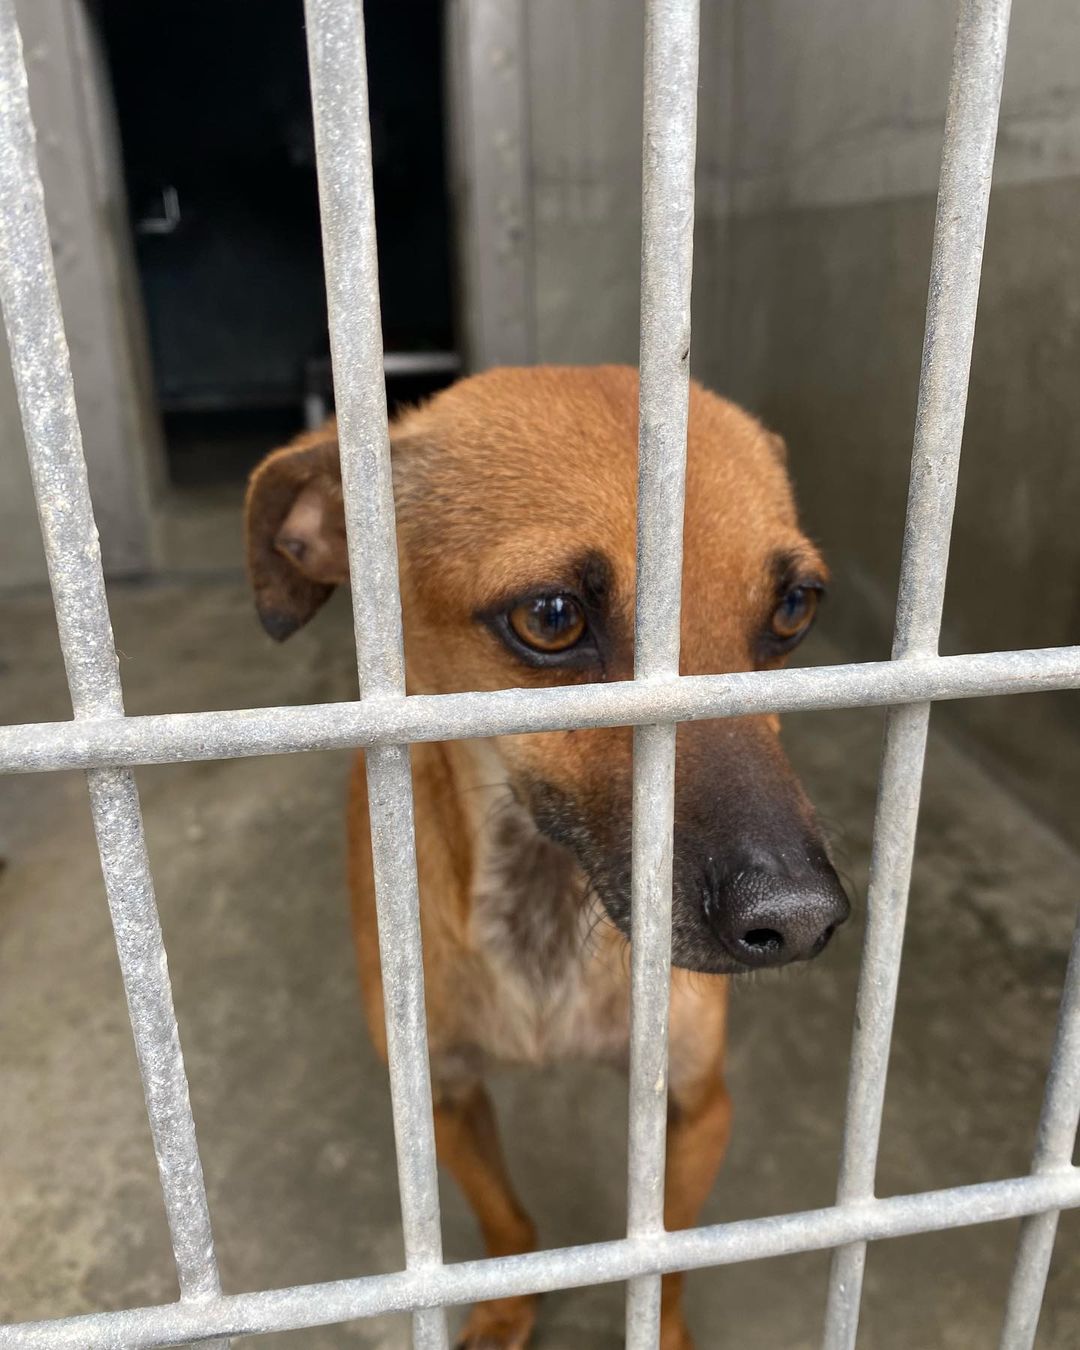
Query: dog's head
[[246, 365, 849, 974]]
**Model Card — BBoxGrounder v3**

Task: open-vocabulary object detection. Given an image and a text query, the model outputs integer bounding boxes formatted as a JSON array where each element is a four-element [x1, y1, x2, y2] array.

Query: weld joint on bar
[[359, 690, 408, 709], [837, 1196, 880, 1215], [632, 672, 683, 688], [1032, 1163, 1080, 1179]]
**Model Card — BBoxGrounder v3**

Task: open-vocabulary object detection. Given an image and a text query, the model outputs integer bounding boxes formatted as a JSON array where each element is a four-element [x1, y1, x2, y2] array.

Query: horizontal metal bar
[[1, 646, 1077, 779], [626, 0, 701, 1341], [302, 0, 446, 1345], [3, 1171, 1077, 1350], [823, 1, 1013, 1343], [998, 908, 1080, 1349], [0, 0, 224, 1326]]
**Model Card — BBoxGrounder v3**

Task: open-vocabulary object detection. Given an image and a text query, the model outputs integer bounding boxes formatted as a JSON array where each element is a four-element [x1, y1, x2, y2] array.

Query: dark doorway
[[98, 0, 457, 486]]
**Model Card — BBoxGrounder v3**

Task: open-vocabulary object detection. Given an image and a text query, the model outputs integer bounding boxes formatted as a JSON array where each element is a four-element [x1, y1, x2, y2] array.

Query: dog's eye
[[507, 595, 587, 653], [771, 586, 819, 641]]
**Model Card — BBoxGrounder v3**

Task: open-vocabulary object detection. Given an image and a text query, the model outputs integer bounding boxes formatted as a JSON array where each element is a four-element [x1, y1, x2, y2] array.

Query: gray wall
[[513, 0, 1080, 847], [1, 0, 162, 588]]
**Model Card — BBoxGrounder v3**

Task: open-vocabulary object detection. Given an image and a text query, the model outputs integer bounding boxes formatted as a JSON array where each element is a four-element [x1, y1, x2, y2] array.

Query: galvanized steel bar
[[302, 3, 447, 1346], [821, 701, 929, 1345], [4, 1170, 1079, 1350], [626, 0, 700, 1342], [0, 0, 224, 1325], [626, 717, 678, 1347], [0, 0, 1073, 1346], [2, 646, 1079, 778], [823, 2, 1013, 1345], [634, 0, 699, 685], [998, 909, 1080, 1349], [304, 0, 405, 700]]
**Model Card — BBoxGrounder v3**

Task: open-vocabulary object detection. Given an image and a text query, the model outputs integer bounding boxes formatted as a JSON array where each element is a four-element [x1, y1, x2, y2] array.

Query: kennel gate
[[0, 0, 1078, 1346]]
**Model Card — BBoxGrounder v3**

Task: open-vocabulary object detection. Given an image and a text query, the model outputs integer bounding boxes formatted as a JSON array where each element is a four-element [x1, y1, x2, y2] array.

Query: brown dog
[[245, 365, 848, 1349]]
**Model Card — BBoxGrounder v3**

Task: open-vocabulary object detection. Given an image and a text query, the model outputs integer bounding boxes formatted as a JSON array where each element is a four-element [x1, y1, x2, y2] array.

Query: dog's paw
[[454, 1296, 536, 1349]]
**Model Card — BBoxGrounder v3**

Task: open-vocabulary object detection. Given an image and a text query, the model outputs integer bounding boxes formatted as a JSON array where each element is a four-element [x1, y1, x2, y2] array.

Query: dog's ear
[[245, 423, 349, 641]]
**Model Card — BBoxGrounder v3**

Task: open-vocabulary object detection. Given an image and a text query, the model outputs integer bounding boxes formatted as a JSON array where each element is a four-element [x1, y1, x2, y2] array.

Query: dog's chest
[[462, 806, 630, 1068]]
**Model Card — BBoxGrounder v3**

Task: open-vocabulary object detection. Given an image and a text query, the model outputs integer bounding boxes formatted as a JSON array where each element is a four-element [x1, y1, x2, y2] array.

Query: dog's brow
[[475, 551, 616, 617], [772, 546, 827, 589], [578, 552, 613, 607]]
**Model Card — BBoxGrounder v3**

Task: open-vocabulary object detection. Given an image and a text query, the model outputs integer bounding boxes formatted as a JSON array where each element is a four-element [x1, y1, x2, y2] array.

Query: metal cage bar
[[822, 1, 1013, 1345], [3, 1172, 1080, 1350], [1, 0, 1078, 1346], [302, 1, 447, 1346], [0, 0, 226, 1336], [625, 0, 701, 1342], [998, 910, 1080, 1349], [0, 646, 1078, 777]]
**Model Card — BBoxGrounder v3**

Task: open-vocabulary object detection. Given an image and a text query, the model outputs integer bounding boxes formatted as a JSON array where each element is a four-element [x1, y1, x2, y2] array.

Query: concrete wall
[[715, 0, 1080, 850], [517, 0, 1080, 847], [1, 0, 162, 588]]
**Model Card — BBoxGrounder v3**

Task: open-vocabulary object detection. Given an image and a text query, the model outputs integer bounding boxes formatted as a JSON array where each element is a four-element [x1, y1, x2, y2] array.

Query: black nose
[[705, 863, 850, 969]]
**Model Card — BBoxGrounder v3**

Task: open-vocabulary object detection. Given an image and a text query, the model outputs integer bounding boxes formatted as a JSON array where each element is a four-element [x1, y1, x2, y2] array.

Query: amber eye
[[772, 585, 819, 641], [507, 594, 587, 653]]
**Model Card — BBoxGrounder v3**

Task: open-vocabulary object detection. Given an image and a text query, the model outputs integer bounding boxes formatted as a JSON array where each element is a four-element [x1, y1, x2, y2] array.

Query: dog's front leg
[[659, 1067, 733, 1350], [434, 1081, 538, 1349]]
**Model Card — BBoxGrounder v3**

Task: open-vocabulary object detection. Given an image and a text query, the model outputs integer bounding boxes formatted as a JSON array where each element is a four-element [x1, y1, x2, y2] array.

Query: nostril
[[811, 921, 838, 956], [706, 863, 850, 970], [741, 927, 785, 955]]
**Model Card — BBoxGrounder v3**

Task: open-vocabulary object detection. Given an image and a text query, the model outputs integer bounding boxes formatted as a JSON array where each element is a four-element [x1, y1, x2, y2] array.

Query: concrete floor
[[1, 576, 1078, 1349]]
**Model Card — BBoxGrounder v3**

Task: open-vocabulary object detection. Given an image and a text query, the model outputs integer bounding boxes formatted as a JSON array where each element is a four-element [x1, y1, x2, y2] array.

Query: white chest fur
[[463, 794, 631, 1069]]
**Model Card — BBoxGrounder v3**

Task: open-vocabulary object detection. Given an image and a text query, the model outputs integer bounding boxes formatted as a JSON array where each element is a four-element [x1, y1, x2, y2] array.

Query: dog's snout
[[705, 861, 850, 970]]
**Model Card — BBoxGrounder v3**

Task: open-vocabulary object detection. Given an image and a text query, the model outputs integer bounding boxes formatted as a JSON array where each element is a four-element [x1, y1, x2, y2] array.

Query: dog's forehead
[[394, 365, 807, 607]]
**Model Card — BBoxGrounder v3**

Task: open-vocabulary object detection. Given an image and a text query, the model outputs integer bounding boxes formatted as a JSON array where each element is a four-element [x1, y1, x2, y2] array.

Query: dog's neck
[[445, 739, 594, 992]]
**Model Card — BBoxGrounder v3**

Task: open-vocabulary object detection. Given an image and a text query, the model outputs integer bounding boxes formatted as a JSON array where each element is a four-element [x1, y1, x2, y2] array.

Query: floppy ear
[[244, 421, 349, 641]]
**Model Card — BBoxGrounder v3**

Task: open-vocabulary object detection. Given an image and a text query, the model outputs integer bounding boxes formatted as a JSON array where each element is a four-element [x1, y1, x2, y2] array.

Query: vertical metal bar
[[998, 909, 1080, 1350], [0, 0, 225, 1334], [626, 2, 700, 1345], [301, 3, 447, 1346], [823, 3, 1012, 1346]]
